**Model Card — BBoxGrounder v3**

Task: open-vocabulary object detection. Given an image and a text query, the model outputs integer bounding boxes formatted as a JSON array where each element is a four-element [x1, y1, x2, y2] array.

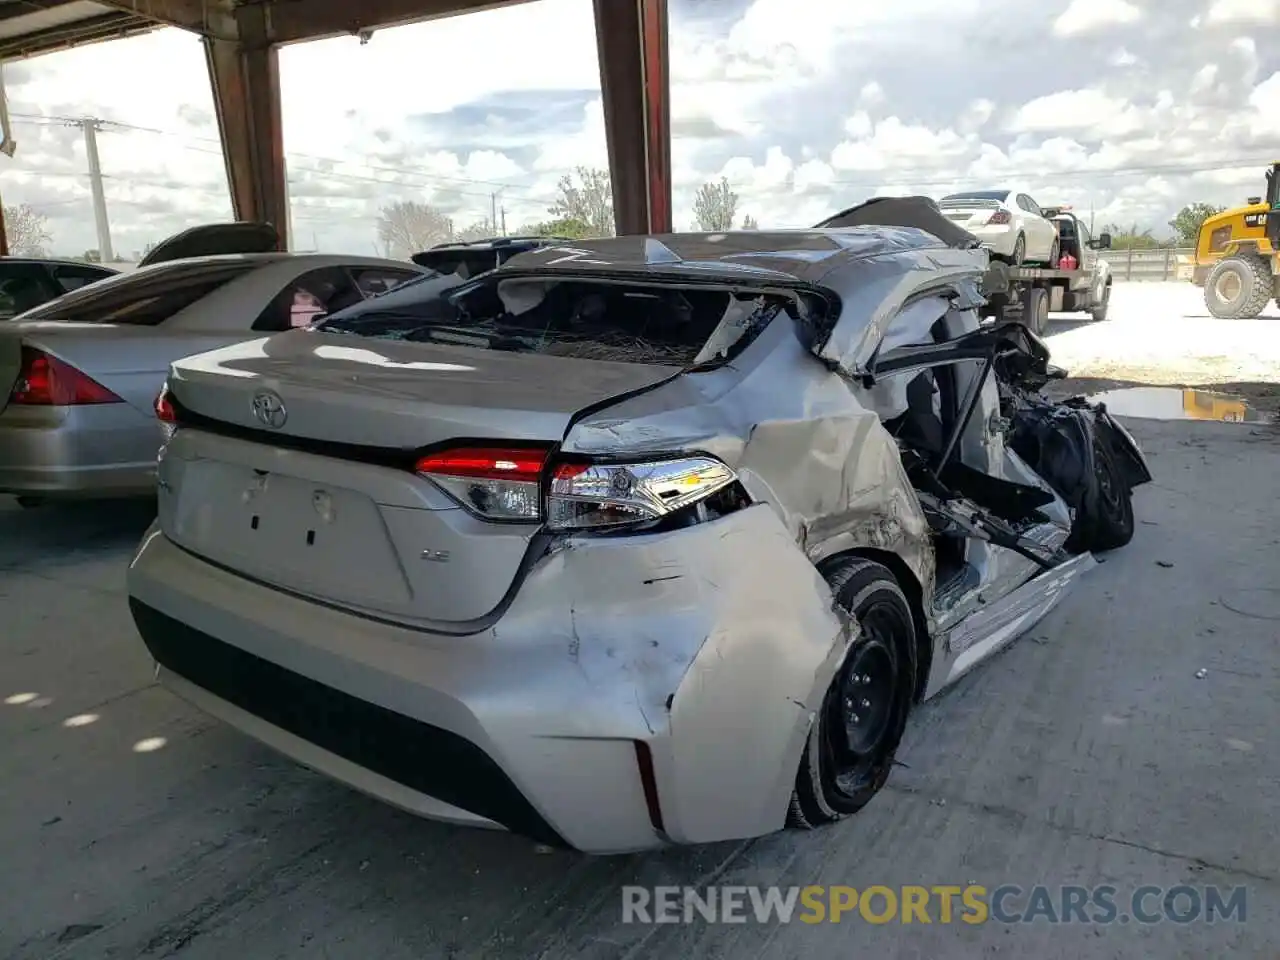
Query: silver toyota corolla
[[126, 201, 1151, 853]]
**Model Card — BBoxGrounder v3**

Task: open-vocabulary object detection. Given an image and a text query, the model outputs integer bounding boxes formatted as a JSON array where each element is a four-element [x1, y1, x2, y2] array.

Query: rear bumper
[[970, 226, 1018, 257], [126, 505, 848, 853], [0, 405, 159, 498]]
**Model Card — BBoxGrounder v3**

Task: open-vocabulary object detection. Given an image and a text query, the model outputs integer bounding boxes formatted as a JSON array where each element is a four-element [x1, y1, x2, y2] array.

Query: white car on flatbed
[[938, 189, 1060, 266]]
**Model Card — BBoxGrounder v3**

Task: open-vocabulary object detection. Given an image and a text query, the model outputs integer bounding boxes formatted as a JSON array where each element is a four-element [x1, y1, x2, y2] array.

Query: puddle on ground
[[1087, 387, 1272, 423]]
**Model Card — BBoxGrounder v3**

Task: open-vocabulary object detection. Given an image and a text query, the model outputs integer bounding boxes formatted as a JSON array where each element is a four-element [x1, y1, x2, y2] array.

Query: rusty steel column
[[204, 6, 288, 248], [593, 0, 671, 235]]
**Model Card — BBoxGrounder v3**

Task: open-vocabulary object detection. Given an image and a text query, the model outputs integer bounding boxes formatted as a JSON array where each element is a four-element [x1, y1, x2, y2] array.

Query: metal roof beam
[[94, 0, 236, 40], [0, 10, 155, 59], [244, 0, 534, 45]]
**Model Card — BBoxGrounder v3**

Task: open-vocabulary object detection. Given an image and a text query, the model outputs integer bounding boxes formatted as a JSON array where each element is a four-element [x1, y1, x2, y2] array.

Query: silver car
[[0, 222, 425, 504], [126, 201, 1150, 853]]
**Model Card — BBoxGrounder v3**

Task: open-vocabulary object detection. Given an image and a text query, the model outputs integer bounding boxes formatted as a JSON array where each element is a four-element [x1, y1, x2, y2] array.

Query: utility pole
[[490, 192, 498, 235], [70, 117, 113, 261], [500, 206, 507, 237]]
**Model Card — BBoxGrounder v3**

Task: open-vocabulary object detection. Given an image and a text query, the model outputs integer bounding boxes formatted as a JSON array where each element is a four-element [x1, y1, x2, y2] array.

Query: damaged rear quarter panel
[[558, 305, 940, 841]]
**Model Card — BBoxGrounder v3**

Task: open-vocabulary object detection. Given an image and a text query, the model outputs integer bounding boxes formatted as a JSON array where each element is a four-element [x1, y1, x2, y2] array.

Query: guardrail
[[1097, 247, 1194, 282]]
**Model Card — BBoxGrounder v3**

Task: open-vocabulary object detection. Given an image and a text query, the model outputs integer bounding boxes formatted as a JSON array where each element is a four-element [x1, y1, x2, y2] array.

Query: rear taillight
[[987, 209, 1012, 225], [547, 456, 737, 531], [154, 384, 176, 422], [413, 445, 743, 530], [414, 446, 548, 521], [9, 346, 122, 406]]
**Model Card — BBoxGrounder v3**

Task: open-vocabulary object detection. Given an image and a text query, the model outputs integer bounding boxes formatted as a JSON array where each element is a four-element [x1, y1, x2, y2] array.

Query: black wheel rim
[[1095, 441, 1123, 517], [821, 602, 904, 795]]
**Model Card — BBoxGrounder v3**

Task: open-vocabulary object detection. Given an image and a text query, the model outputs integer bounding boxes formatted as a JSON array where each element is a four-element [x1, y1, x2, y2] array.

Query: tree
[[4, 204, 51, 256], [741, 214, 759, 230], [548, 167, 614, 237], [1169, 202, 1226, 245], [692, 177, 738, 232], [517, 216, 595, 240], [376, 201, 454, 257], [453, 220, 499, 243], [1102, 223, 1163, 251]]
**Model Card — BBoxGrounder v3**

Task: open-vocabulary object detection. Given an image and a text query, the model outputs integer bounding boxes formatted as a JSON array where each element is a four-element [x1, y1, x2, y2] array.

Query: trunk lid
[[2, 321, 234, 419], [168, 329, 681, 447], [937, 199, 1003, 227], [161, 330, 683, 624]]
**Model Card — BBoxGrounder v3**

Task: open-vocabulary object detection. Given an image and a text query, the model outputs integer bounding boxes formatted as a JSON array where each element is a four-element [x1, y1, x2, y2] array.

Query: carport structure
[[0, 0, 672, 250]]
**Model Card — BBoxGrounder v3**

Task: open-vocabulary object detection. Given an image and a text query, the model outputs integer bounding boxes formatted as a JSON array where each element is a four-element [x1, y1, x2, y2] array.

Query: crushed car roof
[[495, 227, 957, 286]]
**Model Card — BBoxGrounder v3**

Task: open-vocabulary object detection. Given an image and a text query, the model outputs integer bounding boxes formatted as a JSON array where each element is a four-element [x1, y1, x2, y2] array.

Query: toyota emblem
[[251, 390, 288, 429]]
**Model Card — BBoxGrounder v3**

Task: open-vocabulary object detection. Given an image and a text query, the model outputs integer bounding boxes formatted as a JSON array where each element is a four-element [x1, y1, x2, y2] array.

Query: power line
[[8, 112, 557, 201]]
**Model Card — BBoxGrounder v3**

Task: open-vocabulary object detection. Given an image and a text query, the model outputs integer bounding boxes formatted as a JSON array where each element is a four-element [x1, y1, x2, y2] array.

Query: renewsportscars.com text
[[621, 884, 1248, 925]]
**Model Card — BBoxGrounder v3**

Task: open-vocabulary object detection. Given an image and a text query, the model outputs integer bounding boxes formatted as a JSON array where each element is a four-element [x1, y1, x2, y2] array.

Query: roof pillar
[[593, 0, 671, 235], [204, 4, 289, 249]]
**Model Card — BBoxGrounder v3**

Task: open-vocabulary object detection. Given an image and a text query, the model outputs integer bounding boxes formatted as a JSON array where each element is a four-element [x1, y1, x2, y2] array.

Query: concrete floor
[[1044, 281, 1280, 390], [2, 416, 1278, 959]]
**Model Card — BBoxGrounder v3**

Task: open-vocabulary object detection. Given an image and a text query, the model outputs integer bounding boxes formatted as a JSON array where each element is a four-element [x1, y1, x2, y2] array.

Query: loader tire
[[1204, 254, 1272, 319]]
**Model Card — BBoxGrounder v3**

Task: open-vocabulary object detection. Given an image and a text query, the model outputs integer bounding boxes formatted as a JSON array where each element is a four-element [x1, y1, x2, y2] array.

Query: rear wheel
[[1204, 254, 1272, 319], [1010, 233, 1026, 266], [1066, 434, 1134, 552], [1046, 238, 1060, 268], [788, 559, 916, 828], [1090, 282, 1111, 322], [1023, 286, 1050, 334]]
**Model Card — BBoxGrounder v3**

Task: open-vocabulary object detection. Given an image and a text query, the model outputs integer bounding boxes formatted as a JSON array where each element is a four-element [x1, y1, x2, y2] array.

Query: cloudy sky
[[3, 0, 1279, 258]]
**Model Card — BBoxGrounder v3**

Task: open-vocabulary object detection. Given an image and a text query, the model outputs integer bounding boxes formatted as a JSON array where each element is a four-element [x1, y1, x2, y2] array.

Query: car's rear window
[[316, 275, 791, 366], [941, 190, 1008, 202], [16, 261, 260, 325]]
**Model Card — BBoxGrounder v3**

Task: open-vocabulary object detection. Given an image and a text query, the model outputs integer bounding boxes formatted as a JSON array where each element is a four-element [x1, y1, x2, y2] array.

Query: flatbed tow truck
[[978, 206, 1115, 333]]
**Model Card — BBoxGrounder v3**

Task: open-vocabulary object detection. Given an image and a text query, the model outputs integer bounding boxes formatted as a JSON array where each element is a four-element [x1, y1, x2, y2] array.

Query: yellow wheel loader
[[1192, 161, 1280, 319]]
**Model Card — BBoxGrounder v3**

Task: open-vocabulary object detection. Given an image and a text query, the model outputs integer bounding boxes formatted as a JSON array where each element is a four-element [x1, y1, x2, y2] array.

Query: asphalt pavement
[[1, 417, 1277, 959]]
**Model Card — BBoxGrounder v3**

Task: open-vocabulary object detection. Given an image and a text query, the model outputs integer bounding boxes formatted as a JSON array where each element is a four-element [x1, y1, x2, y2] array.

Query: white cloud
[[1109, 48, 1139, 67], [1205, 0, 1280, 25], [1053, 0, 1142, 37], [1190, 64, 1220, 95], [957, 99, 996, 134], [1007, 88, 1146, 137], [858, 82, 885, 108]]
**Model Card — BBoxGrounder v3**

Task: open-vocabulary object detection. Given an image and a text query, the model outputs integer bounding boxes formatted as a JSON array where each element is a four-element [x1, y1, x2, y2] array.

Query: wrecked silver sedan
[[126, 202, 1150, 853]]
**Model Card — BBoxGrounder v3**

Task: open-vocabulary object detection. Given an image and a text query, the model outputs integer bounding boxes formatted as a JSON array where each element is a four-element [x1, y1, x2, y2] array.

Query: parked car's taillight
[[9, 346, 122, 406], [546, 455, 737, 531], [415, 446, 548, 521], [154, 383, 177, 423], [987, 209, 1012, 225]]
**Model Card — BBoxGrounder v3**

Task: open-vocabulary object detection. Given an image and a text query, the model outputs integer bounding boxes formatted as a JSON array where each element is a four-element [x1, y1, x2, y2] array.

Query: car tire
[[1090, 282, 1111, 322], [1203, 254, 1272, 319], [1066, 433, 1135, 553], [1011, 233, 1026, 266], [1046, 238, 1060, 268], [787, 558, 916, 829], [1024, 286, 1050, 335]]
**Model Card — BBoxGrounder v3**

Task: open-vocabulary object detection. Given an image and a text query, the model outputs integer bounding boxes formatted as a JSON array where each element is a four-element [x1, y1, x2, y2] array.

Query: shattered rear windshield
[[314, 275, 791, 366]]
